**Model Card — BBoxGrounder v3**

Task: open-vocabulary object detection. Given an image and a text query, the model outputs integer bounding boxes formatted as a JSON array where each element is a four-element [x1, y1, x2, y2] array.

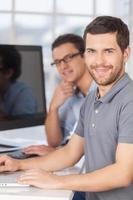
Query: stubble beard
[[88, 64, 124, 86]]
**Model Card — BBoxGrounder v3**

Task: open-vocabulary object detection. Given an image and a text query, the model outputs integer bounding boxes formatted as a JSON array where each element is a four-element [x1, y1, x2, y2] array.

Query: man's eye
[[86, 49, 95, 54], [64, 55, 73, 61], [55, 60, 60, 65], [105, 49, 114, 54]]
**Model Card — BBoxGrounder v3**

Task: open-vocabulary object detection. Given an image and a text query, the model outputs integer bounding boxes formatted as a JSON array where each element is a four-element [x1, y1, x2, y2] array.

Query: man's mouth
[[92, 65, 112, 77], [63, 70, 73, 76]]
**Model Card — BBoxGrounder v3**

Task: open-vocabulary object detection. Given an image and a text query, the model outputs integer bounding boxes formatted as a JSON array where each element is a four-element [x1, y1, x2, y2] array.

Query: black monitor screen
[[0, 44, 46, 130]]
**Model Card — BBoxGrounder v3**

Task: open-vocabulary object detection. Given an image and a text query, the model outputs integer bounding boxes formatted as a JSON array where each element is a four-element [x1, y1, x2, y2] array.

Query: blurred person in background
[[0, 16, 133, 200], [23, 33, 95, 156], [0, 45, 37, 120]]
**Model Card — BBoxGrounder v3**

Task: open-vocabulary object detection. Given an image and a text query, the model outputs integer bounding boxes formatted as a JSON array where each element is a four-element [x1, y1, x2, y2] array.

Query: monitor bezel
[[0, 44, 47, 131]]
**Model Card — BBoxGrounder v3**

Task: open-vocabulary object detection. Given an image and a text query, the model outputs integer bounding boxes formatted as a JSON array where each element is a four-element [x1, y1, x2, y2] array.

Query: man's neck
[[76, 71, 93, 96], [98, 72, 125, 98]]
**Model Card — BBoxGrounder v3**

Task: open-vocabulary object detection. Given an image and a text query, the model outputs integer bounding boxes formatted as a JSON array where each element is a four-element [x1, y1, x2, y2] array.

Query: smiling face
[[85, 32, 130, 87], [52, 43, 87, 84]]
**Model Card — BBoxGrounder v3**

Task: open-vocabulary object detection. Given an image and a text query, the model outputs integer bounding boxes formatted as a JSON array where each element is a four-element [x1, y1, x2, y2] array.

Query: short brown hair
[[83, 16, 129, 52], [52, 33, 85, 54]]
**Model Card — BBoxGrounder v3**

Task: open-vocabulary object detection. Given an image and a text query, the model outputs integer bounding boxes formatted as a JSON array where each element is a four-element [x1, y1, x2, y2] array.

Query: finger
[[17, 177, 36, 186], [22, 168, 43, 174], [22, 147, 37, 154], [22, 146, 34, 152], [22, 145, 46, 153], [0, 165, 10, 172], [23, 149, 38, 155], [18, 174, 36, 181], [62, 86, 74, 93], [18, 172, 41, 183], [63, 90, 74, 95], [17, 178, 45, 189], [23, 151, 34, 155], [0, 155, 9, 163], [24, 147, 42, 153], [64, 92, 74, 98]]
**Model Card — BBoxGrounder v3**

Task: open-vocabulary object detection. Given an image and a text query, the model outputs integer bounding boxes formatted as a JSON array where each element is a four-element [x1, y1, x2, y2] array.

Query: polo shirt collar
[[95, 73, 131, 103]]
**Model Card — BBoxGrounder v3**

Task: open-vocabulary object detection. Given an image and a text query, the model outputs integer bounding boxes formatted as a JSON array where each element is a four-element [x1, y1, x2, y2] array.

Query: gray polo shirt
[[76, 73, 133, 200]]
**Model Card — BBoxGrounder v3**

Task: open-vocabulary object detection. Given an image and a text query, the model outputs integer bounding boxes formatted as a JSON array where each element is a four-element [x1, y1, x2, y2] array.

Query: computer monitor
[[0, 44, 47, 130]]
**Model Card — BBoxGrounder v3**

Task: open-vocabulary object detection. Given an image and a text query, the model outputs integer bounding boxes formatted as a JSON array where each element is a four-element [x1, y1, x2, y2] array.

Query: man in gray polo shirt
[[0, 16, 133, 200]]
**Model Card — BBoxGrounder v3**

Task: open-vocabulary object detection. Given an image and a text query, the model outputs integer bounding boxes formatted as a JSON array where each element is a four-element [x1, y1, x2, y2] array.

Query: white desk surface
[[0, 126, 78, 200], [0, 167, 79, 200], [0, 125, 47, 147], [0, 187, 72, 200]]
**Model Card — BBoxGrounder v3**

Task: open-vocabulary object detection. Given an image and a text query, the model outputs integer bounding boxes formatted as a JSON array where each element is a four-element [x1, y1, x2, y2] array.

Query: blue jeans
[[72, 191, 86, 200]]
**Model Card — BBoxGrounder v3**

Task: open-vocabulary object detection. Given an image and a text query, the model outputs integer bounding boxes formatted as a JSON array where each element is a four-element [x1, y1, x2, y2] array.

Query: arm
[[45, 81, 74, 147], [21, 81, 74, 156], [18, 143, 133, 191], [58, 143, 133, 192], [0, 134, 84, 172]]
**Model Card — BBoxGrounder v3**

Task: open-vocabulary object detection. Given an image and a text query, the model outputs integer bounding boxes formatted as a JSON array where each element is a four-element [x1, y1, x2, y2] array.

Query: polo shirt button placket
[[95, 109, 99, 114], [92, 123, 95, 128]]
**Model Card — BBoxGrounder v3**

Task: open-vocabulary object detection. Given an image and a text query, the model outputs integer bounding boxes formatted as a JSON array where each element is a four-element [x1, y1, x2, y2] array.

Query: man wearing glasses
[[22, 33, 95, 156], [0, 16, 133, 200]]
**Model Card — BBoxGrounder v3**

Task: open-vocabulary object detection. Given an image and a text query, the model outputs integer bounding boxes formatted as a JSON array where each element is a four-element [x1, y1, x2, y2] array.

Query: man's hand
[[22, 145, 55, 156], [50, 81, 74, 111], [0, 155, 20, 172], [17, 169, 61, 189]]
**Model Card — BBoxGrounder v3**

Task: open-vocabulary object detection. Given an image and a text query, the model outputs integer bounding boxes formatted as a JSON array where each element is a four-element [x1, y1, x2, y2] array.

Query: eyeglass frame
[[51, 51, 83, 67]]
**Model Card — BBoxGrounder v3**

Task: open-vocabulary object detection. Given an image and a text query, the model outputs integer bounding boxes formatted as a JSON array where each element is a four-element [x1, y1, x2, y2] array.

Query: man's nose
[[59, 60, 69, 69], [95, 53, 105, 65]]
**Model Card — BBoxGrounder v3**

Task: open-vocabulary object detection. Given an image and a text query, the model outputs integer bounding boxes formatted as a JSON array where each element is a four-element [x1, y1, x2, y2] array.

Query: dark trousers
[[72, 191, 86, 200]]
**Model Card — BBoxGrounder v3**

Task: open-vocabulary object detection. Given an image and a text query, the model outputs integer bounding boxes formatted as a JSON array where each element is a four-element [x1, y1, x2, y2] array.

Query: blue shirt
[[58, 81, 96, 144], [0, 80, 37, 116]]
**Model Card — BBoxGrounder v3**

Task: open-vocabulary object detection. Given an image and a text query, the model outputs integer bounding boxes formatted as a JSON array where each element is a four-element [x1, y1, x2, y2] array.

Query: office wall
[[0, 0, 132, 105]]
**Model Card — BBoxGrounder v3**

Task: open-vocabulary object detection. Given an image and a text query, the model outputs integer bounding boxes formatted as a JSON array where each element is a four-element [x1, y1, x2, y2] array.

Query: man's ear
[[123, 46, 131, 63]]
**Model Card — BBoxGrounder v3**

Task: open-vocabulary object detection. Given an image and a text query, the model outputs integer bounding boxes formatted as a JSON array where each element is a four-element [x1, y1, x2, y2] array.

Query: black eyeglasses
[[51, 52, 82, 67]]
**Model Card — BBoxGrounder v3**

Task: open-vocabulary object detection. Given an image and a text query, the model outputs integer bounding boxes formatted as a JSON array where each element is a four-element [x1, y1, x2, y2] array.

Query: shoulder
[[13, 81, 31, 89], [119, 80, 133, 104], [10, 81, 33, 94], [5, 81, 34, 101]]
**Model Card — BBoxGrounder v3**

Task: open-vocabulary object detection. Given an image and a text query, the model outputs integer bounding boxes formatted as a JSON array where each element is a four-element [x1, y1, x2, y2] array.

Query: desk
[[0, 126, 78, 200], [0, 168, 78, 200], [0, 187, 72, 200], [0, 125, 47, 147]]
